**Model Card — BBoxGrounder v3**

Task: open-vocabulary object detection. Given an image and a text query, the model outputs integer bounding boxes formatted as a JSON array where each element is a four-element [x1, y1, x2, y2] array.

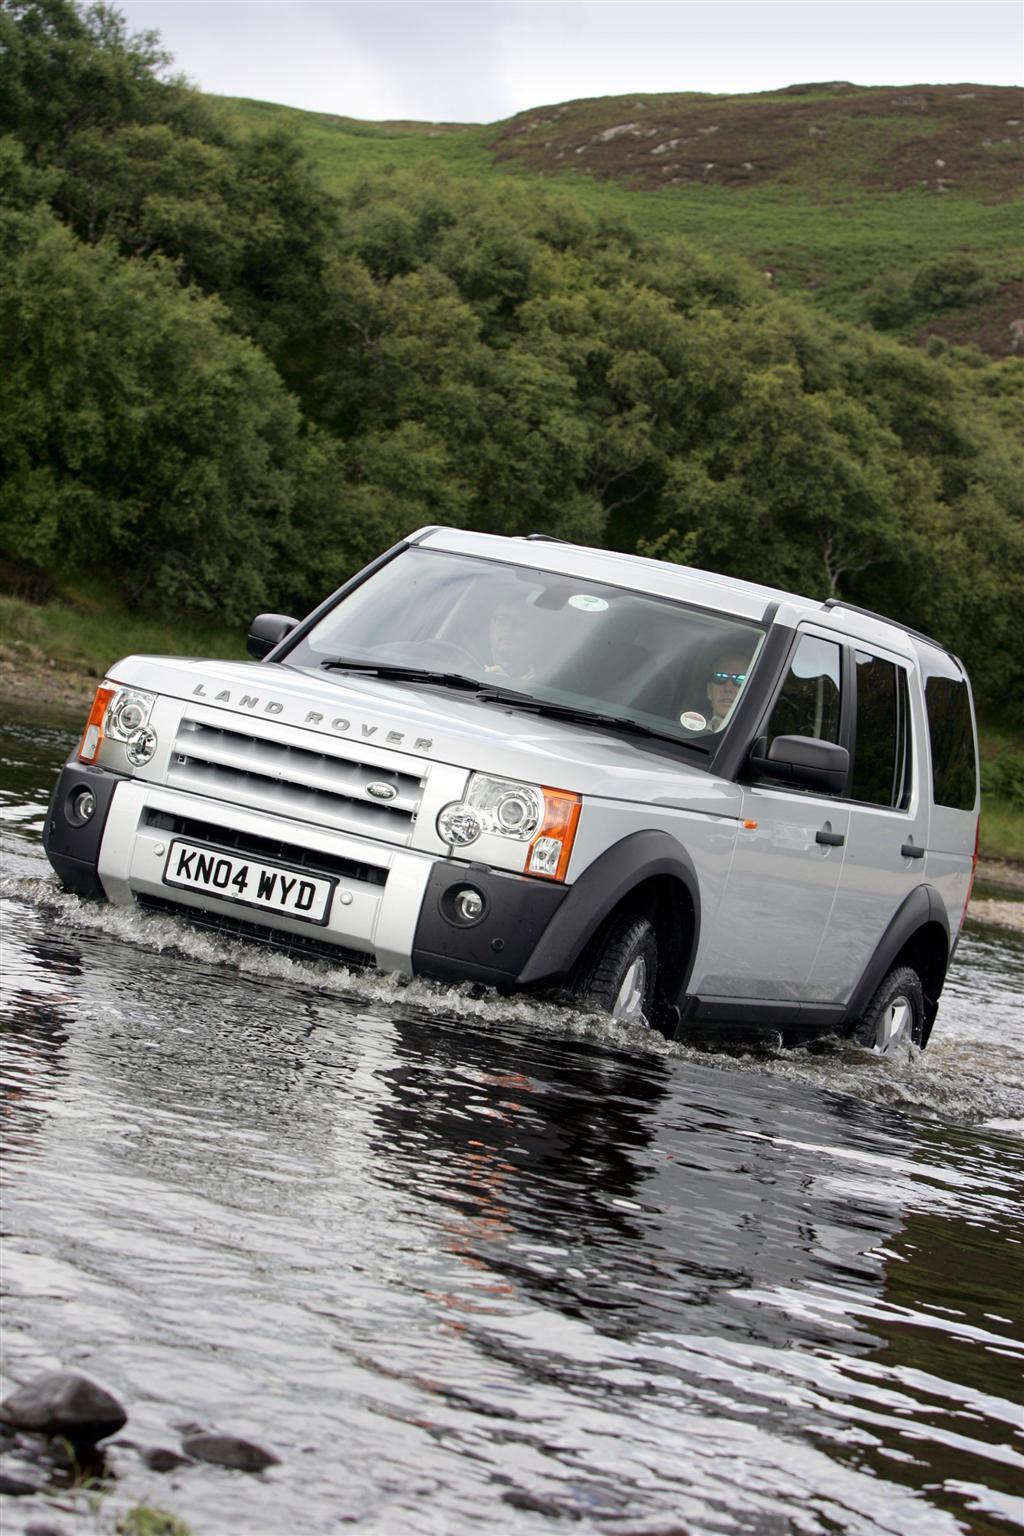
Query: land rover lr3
[[44, 528, 980, 1055]]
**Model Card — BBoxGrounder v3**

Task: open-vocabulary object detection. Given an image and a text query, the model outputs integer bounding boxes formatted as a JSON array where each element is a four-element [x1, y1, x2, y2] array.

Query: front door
[[696, 633, 850, 1004]]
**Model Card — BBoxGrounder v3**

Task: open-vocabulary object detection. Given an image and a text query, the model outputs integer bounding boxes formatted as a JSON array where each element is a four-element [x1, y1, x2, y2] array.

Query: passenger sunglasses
[[712, 671, 746, 685]]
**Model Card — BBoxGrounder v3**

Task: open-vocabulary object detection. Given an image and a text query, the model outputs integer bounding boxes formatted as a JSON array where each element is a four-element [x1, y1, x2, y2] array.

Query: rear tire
[[574, 914, 659, 1028], [852, 965, 924, 1060]]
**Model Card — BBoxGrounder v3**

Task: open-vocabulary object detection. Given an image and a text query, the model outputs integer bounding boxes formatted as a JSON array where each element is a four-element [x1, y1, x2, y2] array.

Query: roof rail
[[821, 598, 950, 655], [520, 533, 571, 544]]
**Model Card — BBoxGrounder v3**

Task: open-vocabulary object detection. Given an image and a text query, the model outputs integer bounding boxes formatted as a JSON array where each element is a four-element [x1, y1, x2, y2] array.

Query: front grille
[[167, 718, 424, 844], [137, 893, 373, 969], [143, 810, 388, 887]]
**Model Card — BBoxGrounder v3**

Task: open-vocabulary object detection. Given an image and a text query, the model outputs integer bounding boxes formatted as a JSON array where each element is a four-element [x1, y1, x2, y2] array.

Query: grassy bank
[[2, 593, 1020, 861], [0, 593, 245, 707]]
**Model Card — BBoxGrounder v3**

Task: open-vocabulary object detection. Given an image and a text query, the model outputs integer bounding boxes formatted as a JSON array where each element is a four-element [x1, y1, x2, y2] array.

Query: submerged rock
[[180, 1431, 279, 1473], [0, 1372, 127, 1445], [136, 1443, 195, 1473]]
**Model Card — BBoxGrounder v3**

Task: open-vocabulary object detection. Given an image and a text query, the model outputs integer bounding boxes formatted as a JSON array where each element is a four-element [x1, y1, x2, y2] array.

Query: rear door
[[919, 655, 980, 944]]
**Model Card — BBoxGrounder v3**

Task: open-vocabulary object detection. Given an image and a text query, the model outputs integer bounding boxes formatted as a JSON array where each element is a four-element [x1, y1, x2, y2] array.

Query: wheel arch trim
[[841, 884, 951, 1044], [515, 830, 700, 994]]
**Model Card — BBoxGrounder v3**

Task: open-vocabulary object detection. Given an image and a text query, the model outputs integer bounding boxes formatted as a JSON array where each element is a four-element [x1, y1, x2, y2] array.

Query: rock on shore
[[0, 1372, 127, 1446]]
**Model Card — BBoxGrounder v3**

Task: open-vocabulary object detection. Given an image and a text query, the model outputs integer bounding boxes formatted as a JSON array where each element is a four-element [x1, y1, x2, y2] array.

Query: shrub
[[909, 254, 995, 312], [981, 753, 1024, 808]]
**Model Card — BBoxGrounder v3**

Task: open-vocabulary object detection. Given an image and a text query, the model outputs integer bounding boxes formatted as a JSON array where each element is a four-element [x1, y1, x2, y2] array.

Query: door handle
[[815, 828, 845, 847], [901, 842, 925, 859]]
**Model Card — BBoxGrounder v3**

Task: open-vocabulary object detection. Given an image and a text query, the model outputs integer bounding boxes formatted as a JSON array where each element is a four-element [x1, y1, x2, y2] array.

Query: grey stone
[[0, 1456, 48, 1495], [137, 1443, 194, 1473], [180, 1431, 279, 1473], [0, 1372, 127, 1445]]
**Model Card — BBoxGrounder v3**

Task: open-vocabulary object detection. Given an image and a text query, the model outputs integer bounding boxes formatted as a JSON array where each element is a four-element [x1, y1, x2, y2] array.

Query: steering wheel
[[370, 640, 481, 671]]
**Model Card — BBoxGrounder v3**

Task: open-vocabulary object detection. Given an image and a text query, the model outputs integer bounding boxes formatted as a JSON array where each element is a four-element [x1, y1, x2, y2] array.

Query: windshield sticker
[[568, 594, 609, 612], [679, 711, 708, 732]]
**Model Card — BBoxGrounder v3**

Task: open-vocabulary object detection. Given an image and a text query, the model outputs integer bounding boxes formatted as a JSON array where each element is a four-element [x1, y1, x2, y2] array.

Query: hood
[[106, 653, 740, 814]]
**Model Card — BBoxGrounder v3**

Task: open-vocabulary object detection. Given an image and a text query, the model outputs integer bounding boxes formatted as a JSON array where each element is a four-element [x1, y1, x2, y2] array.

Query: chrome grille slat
[[142, 810, 389, 887], [171, 724, 420, 812], [167, 718, 423, 844]]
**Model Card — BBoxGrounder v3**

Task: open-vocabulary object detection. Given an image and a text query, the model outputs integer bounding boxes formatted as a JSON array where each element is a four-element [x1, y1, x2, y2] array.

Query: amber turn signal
[[78, 685, 116, 763], [526, 788, 582, 881]]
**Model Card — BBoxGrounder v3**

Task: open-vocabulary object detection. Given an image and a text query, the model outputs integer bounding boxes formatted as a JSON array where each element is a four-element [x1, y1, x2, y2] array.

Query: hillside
[[493, 83, 1023, 197], [222, 84, 1024, 355]]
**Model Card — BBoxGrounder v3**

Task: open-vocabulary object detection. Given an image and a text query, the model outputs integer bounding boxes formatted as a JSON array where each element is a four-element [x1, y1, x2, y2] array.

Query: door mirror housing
[[748, 734, 850, 795], [247, 613, 299, 660]]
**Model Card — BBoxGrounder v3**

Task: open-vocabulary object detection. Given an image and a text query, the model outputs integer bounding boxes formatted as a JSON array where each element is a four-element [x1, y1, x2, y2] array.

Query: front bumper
[[42, 763, 569, 987]]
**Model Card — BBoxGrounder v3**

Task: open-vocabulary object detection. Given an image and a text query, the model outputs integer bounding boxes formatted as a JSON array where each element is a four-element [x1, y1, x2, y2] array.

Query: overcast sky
[[114, 2, 1023, 123]]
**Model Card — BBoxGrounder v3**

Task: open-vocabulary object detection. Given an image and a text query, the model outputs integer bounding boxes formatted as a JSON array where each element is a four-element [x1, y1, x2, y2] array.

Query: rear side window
[[852, 652, 912, 808], [925, 674, 977, 810], [766, 635, 842, 745]]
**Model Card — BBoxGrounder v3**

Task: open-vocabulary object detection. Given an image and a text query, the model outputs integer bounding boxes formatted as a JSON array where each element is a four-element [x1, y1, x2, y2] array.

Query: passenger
[[706, 652, 751, 731]]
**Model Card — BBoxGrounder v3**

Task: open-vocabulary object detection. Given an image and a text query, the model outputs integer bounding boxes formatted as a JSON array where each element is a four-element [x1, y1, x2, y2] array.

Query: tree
[[0, 206, 306, 620]]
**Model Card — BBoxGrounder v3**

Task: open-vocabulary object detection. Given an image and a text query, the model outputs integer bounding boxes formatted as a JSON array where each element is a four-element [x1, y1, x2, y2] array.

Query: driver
[[486, 599, 541, 682]]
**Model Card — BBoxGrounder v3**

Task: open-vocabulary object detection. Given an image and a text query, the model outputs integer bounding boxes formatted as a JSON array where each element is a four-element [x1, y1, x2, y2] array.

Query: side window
[[852, 652, 912, 808], [766, 635, 842, 746], [925, 673, 977, 810]]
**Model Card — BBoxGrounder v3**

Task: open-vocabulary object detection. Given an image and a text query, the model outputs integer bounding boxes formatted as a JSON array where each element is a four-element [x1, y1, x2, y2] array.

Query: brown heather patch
[[491, 83, 1024, 199], [914, 280, 1024, 358]]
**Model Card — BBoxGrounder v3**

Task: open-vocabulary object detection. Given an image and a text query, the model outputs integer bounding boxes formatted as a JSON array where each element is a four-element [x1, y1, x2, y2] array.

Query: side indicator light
[[78, 686, 115, 763], [743, 820, 759, 830]]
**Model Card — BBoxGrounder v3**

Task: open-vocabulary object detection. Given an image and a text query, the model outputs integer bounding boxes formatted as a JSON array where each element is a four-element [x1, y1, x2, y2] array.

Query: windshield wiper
[[320, 659, 484, 691], [318, 662, 707, 750], [475, 687, 710, 750]]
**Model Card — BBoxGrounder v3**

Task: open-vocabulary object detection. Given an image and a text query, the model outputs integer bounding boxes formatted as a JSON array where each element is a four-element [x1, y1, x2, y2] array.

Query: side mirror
[[247, 613, 299, 660], [748, 734, 849, 795]]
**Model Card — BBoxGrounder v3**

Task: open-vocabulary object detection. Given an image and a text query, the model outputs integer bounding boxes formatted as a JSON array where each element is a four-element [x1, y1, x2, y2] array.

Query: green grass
[[979, 799, 1024, 863], [979, 724, 1024, 862], [0, 593, 246, 681], [115, 1506, 192, 1536], [220, 96, 498, 187]]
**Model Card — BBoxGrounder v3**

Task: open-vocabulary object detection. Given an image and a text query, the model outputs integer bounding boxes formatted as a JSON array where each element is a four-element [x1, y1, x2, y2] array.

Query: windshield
[[286, 549, 766, 744]]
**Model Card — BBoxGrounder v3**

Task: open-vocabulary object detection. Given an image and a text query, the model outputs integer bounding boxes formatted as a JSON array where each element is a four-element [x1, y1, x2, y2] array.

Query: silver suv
[[44, 527, 980, 1055]]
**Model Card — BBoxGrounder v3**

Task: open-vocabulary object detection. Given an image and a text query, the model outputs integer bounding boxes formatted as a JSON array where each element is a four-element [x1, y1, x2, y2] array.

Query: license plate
[[163, 840, 335, 924]]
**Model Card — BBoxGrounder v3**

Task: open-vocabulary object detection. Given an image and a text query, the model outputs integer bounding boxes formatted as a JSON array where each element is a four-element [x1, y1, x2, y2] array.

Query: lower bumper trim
[[136, 893, 373, 970]]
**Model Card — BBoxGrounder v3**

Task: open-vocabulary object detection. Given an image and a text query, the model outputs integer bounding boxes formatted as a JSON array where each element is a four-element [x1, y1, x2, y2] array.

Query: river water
[[1, 702, 1022, 1536]]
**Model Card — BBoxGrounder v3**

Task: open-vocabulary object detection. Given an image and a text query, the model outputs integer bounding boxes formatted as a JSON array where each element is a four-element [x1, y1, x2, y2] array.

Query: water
[[2, 702, 1022, 1536]]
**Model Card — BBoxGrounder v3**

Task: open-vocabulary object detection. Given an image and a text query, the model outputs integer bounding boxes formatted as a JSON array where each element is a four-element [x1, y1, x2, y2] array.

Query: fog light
[[126, 727, 157, 767], [453, 887, 485, 924], [70, 787, 96, 825]]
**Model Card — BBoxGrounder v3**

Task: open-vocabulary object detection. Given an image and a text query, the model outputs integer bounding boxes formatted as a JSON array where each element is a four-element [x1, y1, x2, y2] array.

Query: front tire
[[574, 914, 659, 1028], [852, 965, 924, 1060]]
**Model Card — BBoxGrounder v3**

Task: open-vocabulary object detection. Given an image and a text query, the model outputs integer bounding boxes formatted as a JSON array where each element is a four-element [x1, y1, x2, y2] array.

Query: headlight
[[105, 688, 156, 742], [437, 774, 581, 881], [78, 684, 158, 765]]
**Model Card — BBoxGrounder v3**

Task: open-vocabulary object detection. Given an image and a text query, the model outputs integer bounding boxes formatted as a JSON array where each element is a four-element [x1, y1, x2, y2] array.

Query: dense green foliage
[[1, 0, 1021, 725]]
